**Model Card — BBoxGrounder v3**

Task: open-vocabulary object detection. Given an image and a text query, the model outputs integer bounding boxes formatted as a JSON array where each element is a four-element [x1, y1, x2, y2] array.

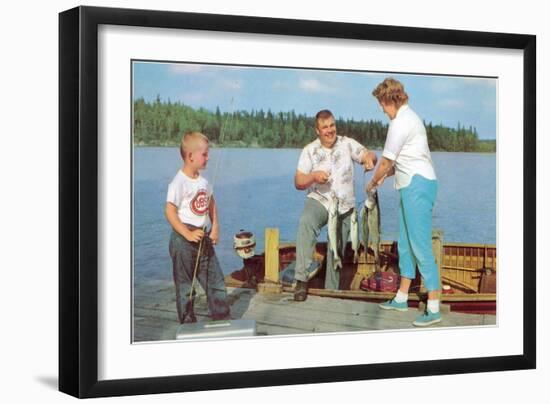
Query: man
[[294, 109, 377, 301]]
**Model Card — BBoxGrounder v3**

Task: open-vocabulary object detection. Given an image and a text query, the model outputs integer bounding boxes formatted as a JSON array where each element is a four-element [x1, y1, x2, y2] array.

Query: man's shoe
[[378, 299, 408, 312], [294, 280, 308, 302], [412, 309, 442, 327]]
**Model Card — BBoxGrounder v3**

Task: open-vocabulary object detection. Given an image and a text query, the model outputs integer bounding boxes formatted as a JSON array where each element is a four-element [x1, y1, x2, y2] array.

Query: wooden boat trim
[[441, 276, 480, 293], [442, 265, 488, 272], [281, 287, 496, 302], [283, 241, 496, 249], [444, 242, 496, 248]]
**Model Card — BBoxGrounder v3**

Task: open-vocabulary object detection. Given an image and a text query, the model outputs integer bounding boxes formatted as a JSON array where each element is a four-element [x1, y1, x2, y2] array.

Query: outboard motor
[[233, 230, 256, 259], [233, 230, 258, 287]]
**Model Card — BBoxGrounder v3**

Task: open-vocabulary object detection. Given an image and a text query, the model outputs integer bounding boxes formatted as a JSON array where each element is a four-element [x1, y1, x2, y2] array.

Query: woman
[[367, 78, 441, 327]]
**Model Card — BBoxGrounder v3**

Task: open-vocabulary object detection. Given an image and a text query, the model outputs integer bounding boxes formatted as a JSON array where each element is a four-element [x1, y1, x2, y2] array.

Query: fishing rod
[[186, 96, 236, 319]]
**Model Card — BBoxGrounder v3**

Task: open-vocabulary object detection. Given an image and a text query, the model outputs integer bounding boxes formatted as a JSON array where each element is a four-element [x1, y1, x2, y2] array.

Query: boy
[[165, 131, 230, 324]]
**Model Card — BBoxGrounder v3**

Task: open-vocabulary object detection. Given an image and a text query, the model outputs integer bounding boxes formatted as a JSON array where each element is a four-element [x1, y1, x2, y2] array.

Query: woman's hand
[[366, 180, 377, 193], [367, 175, 386, 193]]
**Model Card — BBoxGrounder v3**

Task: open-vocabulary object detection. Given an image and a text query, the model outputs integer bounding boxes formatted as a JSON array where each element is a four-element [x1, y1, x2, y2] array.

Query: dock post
[[429, 231, 450, 312], [418, 229, 444, 295], [258, 228, 283, 294], [432, 229, 444, 291]]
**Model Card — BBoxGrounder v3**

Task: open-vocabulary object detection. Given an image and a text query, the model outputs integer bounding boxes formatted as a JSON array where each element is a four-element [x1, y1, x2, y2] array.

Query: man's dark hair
[[315, 109, 334, 126]]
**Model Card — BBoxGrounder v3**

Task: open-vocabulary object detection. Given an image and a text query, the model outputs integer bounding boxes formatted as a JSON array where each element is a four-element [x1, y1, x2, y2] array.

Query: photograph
[[132, 61, 498, 342]]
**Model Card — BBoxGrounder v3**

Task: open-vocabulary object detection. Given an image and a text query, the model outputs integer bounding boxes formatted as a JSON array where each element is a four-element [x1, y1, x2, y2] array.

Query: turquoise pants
[[398, 175, 440, 291]]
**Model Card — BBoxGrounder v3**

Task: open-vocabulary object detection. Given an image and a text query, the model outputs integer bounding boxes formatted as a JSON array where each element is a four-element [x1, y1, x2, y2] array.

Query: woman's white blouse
[[382, 104, 436, 189]]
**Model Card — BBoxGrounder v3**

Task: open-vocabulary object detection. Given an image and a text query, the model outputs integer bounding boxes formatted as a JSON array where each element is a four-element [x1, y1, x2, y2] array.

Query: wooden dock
[[133, 279, 496, 342]]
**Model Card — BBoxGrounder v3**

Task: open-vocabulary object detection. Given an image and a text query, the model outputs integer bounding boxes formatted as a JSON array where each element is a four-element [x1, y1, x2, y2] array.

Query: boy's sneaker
[[378, 299, 408, 312], [412, 309, 442, 327]]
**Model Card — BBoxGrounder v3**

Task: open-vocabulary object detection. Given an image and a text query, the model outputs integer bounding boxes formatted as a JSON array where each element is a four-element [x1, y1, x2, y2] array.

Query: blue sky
[[133, 61, 497, 139]]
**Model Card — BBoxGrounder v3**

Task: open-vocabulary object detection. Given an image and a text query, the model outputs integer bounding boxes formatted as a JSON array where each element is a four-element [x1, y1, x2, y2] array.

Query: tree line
[[133, 97, 495, 152]]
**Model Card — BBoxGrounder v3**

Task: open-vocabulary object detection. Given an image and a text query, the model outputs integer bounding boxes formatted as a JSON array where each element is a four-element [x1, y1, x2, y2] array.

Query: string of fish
[[329, 171, 381, 275]]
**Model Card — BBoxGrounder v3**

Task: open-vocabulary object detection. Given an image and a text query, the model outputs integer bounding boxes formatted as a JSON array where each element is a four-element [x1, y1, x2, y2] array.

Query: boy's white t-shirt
[[166, 170, 212, 228]]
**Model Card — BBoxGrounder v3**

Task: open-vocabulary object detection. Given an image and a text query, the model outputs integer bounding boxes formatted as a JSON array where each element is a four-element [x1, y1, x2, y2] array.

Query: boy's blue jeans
[[169, 230, 230, 323], [398, 174, 440, 292]]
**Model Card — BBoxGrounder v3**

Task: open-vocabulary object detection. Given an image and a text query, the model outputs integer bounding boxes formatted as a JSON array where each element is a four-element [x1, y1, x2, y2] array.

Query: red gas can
[[360, 272, 400, 292]]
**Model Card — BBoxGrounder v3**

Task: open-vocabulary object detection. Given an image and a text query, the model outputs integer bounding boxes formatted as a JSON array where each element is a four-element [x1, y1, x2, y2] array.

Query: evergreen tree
[[132, 98, 494, 152]]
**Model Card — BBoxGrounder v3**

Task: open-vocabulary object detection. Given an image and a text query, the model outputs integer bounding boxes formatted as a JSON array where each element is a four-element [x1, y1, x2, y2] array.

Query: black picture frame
[[59, 5, 536, 398]]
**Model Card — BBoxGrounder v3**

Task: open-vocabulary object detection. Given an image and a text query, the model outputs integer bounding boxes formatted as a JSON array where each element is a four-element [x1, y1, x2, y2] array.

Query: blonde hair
[[180, 131, 209, 160], [372, 78, 409, 108]]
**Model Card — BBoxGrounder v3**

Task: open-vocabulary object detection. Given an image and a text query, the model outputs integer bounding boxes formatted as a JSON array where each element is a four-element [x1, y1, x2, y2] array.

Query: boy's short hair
[[372, 77, 409, 108], [315, 109, 334, 128], [180, 131, 209, 160]]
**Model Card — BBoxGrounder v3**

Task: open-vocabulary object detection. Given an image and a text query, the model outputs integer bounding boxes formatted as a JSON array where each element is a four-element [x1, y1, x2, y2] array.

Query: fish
[[350, 208, 359, 263], [361, 190, 381, 272], [327, 196, 342, 271]]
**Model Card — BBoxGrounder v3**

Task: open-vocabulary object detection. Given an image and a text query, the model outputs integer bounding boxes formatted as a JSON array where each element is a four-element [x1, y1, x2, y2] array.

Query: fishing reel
[[233, 229, 256, 259]]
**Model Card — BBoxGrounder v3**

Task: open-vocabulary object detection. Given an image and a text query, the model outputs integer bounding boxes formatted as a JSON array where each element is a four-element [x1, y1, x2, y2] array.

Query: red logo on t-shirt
[[190, 189, 209, 215]]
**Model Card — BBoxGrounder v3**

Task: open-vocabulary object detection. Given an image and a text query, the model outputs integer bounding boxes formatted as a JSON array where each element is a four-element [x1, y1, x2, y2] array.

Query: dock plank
[[133, 279, 496, 342], [133, 317, 180, 342]]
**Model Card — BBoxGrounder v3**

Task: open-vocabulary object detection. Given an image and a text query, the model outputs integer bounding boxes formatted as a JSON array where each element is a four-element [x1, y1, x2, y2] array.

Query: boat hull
[[225, 241, 497, 315]]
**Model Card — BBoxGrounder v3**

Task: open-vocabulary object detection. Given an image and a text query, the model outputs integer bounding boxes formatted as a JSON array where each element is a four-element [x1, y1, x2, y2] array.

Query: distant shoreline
[[133, 142, 496, 153], [133, 100, 496, 153]]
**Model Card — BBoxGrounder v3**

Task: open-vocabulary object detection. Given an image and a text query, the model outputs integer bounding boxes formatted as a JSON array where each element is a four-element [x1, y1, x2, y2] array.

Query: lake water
[[134, 147, 496, 281]]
